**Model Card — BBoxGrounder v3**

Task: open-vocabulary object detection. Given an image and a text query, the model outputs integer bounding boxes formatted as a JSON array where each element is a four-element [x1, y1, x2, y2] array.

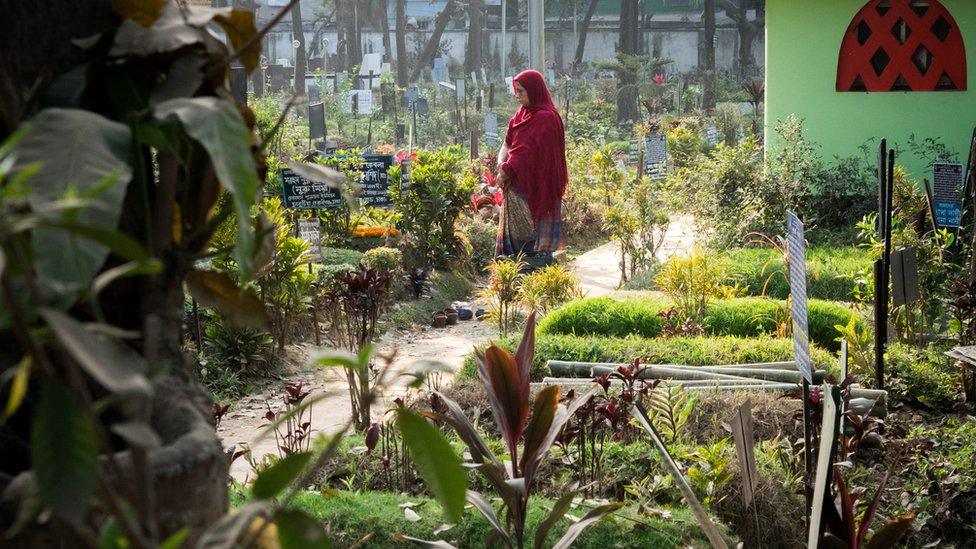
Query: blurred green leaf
[[252, 451, 313, 500], [154, 98, 259, 278], [185, 270, 268, 330], [397, 408, 467, 522], [160, 528, 189, 549], [92, 259, 162, 297], [2, 356, 30, 422], [275, 508, 332, 549], [41, 308, 152, 398], [110, 421, 161, 449], [11, 109, 132, 292], [32, 380, 99, 524]]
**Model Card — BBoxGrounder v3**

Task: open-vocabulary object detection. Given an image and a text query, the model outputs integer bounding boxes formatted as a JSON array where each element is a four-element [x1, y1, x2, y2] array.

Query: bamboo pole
[[546, 360, 826, 384]]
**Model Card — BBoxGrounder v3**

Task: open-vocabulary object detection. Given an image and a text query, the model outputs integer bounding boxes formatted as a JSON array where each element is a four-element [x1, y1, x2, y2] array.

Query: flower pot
[[445, 310, 459, 325], [432, 313, 447, 328]]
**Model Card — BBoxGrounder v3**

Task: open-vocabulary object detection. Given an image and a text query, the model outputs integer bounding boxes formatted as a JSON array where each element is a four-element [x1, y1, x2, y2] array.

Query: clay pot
[[432, 312, 447, 328], [445, 309, 459, 325]]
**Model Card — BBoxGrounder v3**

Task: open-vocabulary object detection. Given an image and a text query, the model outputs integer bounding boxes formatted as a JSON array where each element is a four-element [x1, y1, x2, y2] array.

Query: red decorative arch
[[837, 0, 967, 92]]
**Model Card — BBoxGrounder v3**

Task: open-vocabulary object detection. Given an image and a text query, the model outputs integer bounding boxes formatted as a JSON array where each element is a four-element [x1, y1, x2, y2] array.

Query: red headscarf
[[499, 70, 568, 220]]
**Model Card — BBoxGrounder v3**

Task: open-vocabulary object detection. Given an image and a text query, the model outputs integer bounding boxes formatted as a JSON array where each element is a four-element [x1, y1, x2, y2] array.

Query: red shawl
[[500, 70, 568, 220]]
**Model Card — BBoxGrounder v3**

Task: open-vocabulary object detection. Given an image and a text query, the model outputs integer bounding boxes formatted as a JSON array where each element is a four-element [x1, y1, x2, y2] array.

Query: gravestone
[[359, 154, 395, 207], [891, 247, 921, 307], [297, 218, 321, 257], [231, 66, 247, 103], [308, 102, 325, 140], [279, 167, 343, 210], [484, 112, 499, 148], [706, 125, 718, 147], [787, 211, 814, 384], [933, 162, 964, 228], [643, 134, 667, 180], [432, 57, 448, 84]]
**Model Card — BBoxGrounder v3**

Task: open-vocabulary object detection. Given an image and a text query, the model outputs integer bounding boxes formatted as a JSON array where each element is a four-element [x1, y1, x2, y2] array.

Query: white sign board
[[298, 218, 321, 257], [787, 211, 814, 384], [357, 89, 373, 113], [706, 125, 718, 147], [807, 384, 840, 548], [484, 112, 499, 148]]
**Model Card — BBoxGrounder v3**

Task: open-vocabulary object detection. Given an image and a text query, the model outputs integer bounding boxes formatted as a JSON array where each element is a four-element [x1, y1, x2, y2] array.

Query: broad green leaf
[[92, 259, 162, 297], [275, 508, 332, 549], [397, 409, 467, 522], [0, 248, 5, 278], [110, 421, 161, 449], [32, 380, 99, 524], [153, 98, 260, 277], [313, 349, 361, 371], [148, 57, 206, 106], [534, 485, 581, 549], [41, 308, 152, 398], [11, 109, 132, 292], [3, 356, 30, 420], [160, 527, 189, 549], [252, 451, 313, 499], [110, 3, 215, 58], [466, 491, 512, 547], [185, 270, 268, 330], [36, 219, 151, 262], [215, 10, 260, 73], [112, 0, 165, 26], [551, 502, 624, 549]]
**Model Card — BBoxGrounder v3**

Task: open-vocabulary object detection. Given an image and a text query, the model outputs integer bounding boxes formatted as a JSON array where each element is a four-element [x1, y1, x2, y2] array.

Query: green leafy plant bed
[[724, 247, 868, 301], [459, 334, 836, 382], [229, 489, 714, 548], [539, 297, 862, 351]]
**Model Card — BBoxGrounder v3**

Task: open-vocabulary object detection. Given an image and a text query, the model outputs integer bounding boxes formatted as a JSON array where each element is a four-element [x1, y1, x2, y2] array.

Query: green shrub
[[361, 246, 403, 273], [666, 124, 704, 169], [321, 247, 363, 267], [459, 216, 498, 273], [885, 343, 961, 410], [538, 297, 861, 351], [458, 333, 836, 381], [723, 246, 868, 301], [519, 264, 582, 315]]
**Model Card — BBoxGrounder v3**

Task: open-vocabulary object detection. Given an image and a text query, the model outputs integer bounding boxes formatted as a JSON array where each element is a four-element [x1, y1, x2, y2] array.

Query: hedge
[[458, 333, 837, 381], [724, 247, 868, 301], [251, 490, 714, 548], [538, 296, 862, 351]]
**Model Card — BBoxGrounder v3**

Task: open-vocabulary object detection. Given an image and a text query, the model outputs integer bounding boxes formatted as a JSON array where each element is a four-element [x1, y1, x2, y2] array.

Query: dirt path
[[220, 214, 698, 480]]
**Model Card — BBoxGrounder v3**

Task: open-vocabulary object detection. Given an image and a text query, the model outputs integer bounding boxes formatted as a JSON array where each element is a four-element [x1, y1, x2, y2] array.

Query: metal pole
[[528, 0, 545, 71], [501, 0, 507, 78]]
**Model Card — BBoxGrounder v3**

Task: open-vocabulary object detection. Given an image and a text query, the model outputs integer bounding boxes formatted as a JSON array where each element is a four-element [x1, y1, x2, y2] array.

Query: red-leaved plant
[[419, 314, 620, 548]]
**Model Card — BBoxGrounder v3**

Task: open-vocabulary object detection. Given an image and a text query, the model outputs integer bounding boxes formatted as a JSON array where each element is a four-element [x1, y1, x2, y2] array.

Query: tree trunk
[[379, 0, 393, 64], [702, 0, 717, 110], [719, 0, 763, 78], [409, 0, 457, 83], [337, 0, 362, 73], [291, 1, 307, 96], [466, 0, 485, 74], [573, 0, 599, 70], [395, 0, 408, 86], [616, 0, 640, 123]]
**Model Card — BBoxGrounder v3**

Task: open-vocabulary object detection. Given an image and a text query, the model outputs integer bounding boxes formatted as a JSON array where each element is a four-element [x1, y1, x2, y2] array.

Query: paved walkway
[[572, 214, 697, 296]]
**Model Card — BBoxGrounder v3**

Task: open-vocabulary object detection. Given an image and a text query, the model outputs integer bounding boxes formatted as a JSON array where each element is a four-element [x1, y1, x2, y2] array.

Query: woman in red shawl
[[495, 69, 568, 257]]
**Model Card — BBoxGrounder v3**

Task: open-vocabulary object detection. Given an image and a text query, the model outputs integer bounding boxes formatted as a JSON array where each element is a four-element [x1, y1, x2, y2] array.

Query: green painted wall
[[765, 0, 976, 179]]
